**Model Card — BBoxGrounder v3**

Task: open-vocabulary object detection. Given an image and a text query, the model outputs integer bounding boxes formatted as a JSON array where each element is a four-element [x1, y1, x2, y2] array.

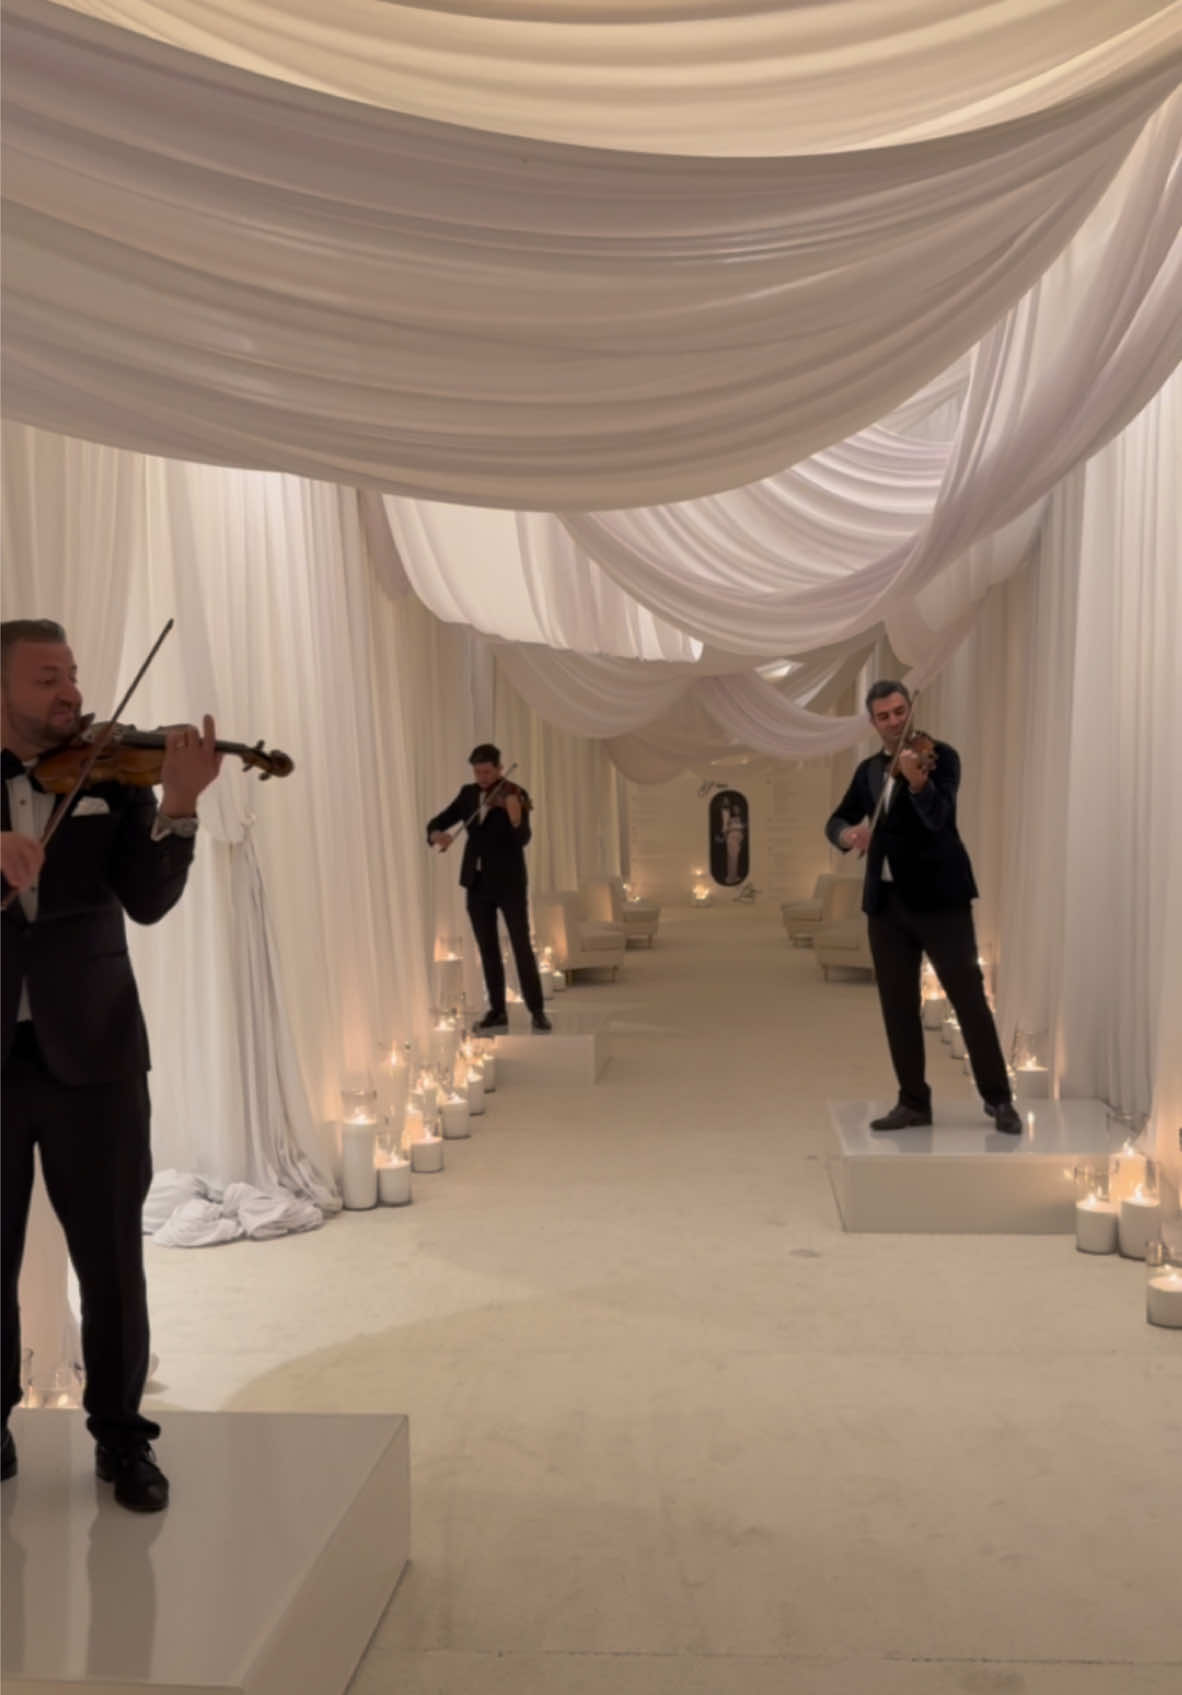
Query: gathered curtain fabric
[[4, 1, 1179, 509], [47, 0, 1182, 154], [916, 371, 1180, 1174]]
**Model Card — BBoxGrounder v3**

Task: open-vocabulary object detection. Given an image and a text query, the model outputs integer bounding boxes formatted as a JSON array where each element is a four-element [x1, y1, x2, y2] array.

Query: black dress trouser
[[466, 878, 544, 1016], [2, 1023, 159, 1449], [867, 888, 1011, 1111]]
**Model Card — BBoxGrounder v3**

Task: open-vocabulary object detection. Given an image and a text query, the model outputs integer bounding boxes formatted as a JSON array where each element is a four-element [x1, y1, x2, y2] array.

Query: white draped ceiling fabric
[[4, 2, 1181, 508], [42, 0, 1182, 153], [2, 2, 1179, 1237]]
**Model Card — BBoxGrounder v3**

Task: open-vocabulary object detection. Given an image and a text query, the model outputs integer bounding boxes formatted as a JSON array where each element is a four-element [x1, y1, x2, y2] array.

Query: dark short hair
[[469, 743, 501, 767], [865, 679, 911, 715], [1, 619, 68, 670]]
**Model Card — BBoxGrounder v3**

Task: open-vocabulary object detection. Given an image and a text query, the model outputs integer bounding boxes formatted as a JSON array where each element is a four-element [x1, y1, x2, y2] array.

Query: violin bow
[[863, 687, 919, 851], [2, 619, 175, 912], [460, 761, 520, 833]]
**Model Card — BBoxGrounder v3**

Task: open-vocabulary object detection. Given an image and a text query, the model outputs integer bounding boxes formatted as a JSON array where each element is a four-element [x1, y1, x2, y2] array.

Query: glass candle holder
[[1117, 1158, 1160, 1259], [340, 1079, 379, 1126], [1073, 1161, 1117, 1254], [1146, 1222, 1182, 1328]]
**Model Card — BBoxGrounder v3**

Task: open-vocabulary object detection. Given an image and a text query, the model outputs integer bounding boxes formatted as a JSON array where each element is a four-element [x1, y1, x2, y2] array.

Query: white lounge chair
[[533, 891, 627, 981]]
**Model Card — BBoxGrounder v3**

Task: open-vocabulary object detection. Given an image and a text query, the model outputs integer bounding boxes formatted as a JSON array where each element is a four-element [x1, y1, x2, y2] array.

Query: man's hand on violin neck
[[1, 831, 45, 893], [159, 716, 222, 816], [896, 746, 929, 790]]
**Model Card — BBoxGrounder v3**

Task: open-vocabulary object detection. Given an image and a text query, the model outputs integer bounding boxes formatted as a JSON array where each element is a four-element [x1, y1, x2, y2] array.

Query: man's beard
[[23, 706, 81, 751]]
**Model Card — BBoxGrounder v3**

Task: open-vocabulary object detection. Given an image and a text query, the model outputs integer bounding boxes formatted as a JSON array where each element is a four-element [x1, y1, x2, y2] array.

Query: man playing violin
[[427, 743, 551, 1034], [1, 619, 221, 1509], [825, 679, 1021, 1135]]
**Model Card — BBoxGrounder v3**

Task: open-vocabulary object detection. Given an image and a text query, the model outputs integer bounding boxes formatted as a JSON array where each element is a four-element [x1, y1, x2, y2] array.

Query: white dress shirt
[[880, 768, 897, 882]]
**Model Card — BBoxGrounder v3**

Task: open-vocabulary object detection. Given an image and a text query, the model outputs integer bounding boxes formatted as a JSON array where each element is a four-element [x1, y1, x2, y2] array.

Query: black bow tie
[[1, 749, 44, 791]]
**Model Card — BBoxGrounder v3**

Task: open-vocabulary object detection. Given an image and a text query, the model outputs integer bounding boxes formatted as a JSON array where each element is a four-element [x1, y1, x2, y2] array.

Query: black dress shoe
[[530, 1011, 552, 1033], [473, 1012, 508, 1034], [1, 1427, 16, 1481], [95, 1443, 170, 1513], [869, 1103, 933, 1131], [986, 1100, 1023, 1135]]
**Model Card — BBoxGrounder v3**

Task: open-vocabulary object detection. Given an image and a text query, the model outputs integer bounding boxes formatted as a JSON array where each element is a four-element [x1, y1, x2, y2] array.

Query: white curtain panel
[[5, 2, 1178, 507], [1055, 373, 1179, 1138], [918, 373, 1180, 1163], [49, 0, 1182, 154]]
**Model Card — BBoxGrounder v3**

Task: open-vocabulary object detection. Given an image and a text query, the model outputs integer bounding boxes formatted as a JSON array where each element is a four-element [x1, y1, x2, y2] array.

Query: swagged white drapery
[[371, 94, 1179, 771], [4, 1, 1180, 508], [45, 0, 1182, 153], [2, 5, 1178, 1260]]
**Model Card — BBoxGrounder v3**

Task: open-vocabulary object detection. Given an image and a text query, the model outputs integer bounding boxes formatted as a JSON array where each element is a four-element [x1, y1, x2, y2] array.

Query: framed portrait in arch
[[709, 789, 749, 886]]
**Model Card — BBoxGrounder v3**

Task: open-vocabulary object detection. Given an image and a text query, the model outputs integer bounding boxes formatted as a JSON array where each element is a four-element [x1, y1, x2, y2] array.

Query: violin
[[32, 719, 294, 793], [483, 777, 532, 814], [888, 730, 938, 779]]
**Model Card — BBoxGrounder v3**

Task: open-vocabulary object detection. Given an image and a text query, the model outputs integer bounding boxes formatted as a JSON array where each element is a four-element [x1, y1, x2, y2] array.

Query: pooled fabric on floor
[[145, 1170, 326, 1246]]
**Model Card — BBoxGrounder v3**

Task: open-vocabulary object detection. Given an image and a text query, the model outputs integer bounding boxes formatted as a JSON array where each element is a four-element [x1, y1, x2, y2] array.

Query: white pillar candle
[[1118, 1191, 1162, 1260], [551, 970, 567, 993], [467, 1070, 486, 1115], [377, 1159, 412, 1206], [340, 1122, 378, 1210], [1075, 1195, 1118, 1254], [429, 1023, 459, 1075], [481, 1052, 497, 1091], [539, 963, 555, 1000], [922, 994, 948, 1030], [1146, 1268, 1182, 1328], [411, 1135, 445, 1173], [949, 1024, 967, 1059], [1012, 1065, 1049, 1101], [940, 1016, 956, 1046], [441, 1094, 471, 1139]]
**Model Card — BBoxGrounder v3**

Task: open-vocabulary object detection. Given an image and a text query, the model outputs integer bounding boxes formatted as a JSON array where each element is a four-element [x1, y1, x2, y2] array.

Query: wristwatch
[[150, 812, 199, 842]]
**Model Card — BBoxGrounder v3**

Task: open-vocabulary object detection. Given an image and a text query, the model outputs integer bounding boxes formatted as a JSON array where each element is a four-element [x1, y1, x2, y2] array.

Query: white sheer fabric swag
[[563, 95, 1182, 649], [4, 0, 1178, 507], [51, 0, 1182, 155]]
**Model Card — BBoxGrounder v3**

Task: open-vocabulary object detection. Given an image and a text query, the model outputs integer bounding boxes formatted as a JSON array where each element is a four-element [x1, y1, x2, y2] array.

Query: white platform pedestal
[[494, 1006, 609, 1086], [1, 1409, 409, 1695], [828, 1098, 1110, 1234]]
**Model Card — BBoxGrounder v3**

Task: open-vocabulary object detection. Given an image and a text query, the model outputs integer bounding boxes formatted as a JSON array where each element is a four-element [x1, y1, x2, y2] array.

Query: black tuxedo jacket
[[427, 783, 532, 893], [824, 740, 978, 916], [2, 769, 195, 1085]]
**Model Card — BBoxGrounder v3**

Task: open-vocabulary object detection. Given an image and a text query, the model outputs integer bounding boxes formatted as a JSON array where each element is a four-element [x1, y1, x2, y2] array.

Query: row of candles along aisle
[[921, 962, 1181, 1326], [435, 934, 568, 1003], [1074, 1148, 1182, 1329], [921, 961, 1050, 1105], [338, 1009, 502, 1210]]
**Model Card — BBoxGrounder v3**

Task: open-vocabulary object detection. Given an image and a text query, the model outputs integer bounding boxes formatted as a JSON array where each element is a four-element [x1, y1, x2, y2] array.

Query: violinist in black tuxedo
[[427, 744, 550, 1034], [2, 619, 221, 1510], [825, 680, 1020, 1135]]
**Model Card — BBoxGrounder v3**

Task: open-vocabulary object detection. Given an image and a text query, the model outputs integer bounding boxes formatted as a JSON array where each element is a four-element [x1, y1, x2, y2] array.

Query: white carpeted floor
[[144, 906, 1182, 1695]]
